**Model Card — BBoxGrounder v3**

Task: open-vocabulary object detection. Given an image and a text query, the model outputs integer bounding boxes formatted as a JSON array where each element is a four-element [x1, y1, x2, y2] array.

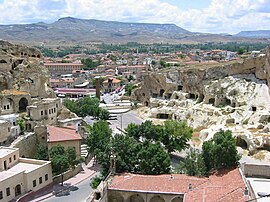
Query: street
[[43, 173, 98, 202], [109, 110, 144, 132]]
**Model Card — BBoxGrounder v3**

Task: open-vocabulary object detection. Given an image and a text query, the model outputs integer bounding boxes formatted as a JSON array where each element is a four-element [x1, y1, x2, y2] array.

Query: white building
[[0, 147, 52, 202]]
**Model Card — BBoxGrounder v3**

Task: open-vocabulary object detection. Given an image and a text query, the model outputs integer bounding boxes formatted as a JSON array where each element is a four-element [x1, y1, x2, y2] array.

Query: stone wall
[[10, 132, 38, 158], [241, 163, 270, 178], [52, 164, 83, 184]]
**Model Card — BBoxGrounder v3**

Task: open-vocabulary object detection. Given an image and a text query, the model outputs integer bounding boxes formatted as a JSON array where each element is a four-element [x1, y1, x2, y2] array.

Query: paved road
[[43, 173, 98, 202], [109, 110, 144, 132]]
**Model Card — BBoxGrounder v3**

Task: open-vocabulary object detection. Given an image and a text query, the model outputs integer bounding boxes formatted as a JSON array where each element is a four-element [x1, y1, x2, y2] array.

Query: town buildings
[[0, 147, 52, 202], [47, 125, 82, 157], [92, 168, 248, 202], [44, 63, 83, 75]]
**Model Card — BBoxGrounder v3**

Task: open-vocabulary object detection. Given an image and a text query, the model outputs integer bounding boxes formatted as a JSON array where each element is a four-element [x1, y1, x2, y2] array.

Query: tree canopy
[[81, 58, 100, 70], [49, 144, 79, 175], [179, 148, 207, 177], [126, 120, 192, 153], [202, 130, 240, 171], [63, 97, 110, 120], [86, 121, 173, 175]]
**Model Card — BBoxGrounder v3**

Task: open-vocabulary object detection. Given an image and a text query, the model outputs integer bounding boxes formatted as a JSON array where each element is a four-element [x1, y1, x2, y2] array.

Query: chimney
[[188, 183, 192, 191]]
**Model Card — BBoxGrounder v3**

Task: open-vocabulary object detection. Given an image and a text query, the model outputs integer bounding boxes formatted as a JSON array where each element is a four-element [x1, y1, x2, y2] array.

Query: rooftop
[[108, 168, 247, 202], [44, 63, 83, 66], [1, 89, 29, 95], [0, 159, 48, 181], [47, 125, 82, 143], [0, 147, 18, 158]]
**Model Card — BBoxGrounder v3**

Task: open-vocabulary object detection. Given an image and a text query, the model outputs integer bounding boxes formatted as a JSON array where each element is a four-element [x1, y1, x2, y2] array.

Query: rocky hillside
[[0, 40, 54, 97], [0, 17, 268, 44], [134, 45, 270, 156]]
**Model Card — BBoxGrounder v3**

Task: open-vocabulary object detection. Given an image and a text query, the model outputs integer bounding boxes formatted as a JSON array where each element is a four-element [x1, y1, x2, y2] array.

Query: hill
[[235, 30, 270, 38], [0, 17, 268, 45]]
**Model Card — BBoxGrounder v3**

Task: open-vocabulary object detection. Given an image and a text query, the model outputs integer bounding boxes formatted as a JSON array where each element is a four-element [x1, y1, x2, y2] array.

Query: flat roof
[[0, 147, 18, 158], [247, 178, 270, 202], [0, 161, 45, 181]]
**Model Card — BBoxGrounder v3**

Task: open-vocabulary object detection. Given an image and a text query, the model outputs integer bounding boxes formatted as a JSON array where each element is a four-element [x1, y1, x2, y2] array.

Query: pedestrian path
[[31, 158, 98, 202], [81, 144, 89, 158]]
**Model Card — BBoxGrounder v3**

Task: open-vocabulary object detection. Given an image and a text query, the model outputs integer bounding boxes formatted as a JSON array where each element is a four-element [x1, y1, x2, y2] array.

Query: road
[[109, 110, 144, 132], [43, 173, 98, 202]]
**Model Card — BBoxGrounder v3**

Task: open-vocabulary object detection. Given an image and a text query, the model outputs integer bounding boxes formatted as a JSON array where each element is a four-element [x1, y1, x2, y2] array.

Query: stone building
[[0, 90, 31, 116], [93, 168, 248, 202], [0, 147, 52, 202], [26, 98, 62, 126], [0, 114, 20, 143], [0, 120, 11, 145], [47, 125, 82, 157], [103, 78, 121, 93], [44, 63, 83, 75]]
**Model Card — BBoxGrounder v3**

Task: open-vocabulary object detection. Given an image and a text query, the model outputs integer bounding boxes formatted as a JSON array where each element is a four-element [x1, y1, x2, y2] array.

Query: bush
[[90, 176, 103, 189]]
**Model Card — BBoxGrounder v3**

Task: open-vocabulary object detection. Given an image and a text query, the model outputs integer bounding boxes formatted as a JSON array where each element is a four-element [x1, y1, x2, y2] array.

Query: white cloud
[[0, 0, 269, 34]]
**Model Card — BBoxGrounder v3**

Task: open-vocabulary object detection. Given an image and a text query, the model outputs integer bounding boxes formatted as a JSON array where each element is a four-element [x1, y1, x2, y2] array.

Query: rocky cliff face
[[135, 46, 270, 155], [0, 40, 54, 98]]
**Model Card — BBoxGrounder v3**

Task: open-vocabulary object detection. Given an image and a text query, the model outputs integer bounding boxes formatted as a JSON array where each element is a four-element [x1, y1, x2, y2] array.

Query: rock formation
[[0, 40, 54, 98], [134, 46, 270, 155]]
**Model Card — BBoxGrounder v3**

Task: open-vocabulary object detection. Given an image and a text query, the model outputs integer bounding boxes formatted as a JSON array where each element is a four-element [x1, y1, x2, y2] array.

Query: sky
[[0, 0, 269, 34]]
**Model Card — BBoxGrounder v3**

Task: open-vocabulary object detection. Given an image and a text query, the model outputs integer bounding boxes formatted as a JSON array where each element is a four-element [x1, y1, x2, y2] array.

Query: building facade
[[47, 125, 82, 157], [44, 63, 83, 75], [0, 147, 52, 202]]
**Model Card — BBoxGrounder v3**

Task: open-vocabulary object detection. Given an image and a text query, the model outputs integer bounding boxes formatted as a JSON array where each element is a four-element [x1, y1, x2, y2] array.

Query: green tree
[[49, 144, 66, 158], [180, 148, 207, 177], [81, 58, 100, 70], [237, 47, 245, 55], [202, 130, 240, 171], [162, 120, 193, 153], [160, 60, 166, 68], [35, 144, 49, 160], [49, 145, 70, 175], [63, 97, 101, 117], [16, 118, 25, 134], [66, 146, 77, 168], [51, 154, 69, 175], [98, 109, 110, 120], [126, 120, 162, 142], [112, 134, 140, 173], [127, 75, 134, 82], [86, 121, 112, 156], [138, 141, 171, 174]]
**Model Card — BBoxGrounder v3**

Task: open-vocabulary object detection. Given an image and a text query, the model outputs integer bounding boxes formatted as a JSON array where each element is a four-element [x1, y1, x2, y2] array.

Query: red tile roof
[[109, 173, 206, 194], [108, 168, 248, 202], [47, 125, 82, 143]]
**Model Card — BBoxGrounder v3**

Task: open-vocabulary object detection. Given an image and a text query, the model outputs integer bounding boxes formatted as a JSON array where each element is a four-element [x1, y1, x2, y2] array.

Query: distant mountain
[[235, 30, 270, 38], [0, 17, 268, 45]]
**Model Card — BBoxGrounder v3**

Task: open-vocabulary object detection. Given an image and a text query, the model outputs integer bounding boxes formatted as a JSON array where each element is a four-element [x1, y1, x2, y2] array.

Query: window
[[4, 105, 6, 110], [33, 180, 36, 187], [9, 157, 11, 163], [0, 191, 2, 199], [41, 111, 43, 116], [8, 128, 10, 132], [7, 105, 9, 110], [6, 187, 10, 196], [13, 155, 16, 160], [39, 177, 42, 184], [45, 174, 48, 181]]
